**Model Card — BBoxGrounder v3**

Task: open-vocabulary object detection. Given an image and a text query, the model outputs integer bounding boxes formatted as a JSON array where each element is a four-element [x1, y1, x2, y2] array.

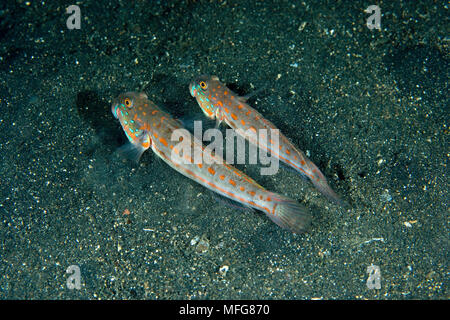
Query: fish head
[[189, 74, 220, 120], [111, 92, 151, 150]]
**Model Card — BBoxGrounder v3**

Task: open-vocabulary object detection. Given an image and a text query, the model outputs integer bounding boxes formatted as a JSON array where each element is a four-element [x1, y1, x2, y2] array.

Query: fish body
[[112, 92, 311, 233], [189, 75, 343, 205]]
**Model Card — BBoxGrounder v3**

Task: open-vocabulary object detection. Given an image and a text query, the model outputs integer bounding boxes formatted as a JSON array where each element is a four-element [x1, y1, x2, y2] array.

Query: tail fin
[[266, 194, 312, 234], [306, 159, 346, 207]]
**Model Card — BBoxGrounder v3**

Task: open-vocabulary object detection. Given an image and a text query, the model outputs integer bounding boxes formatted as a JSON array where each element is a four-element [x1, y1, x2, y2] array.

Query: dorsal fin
[[138, 92, 148, 99], [239, 85, 268, 102]]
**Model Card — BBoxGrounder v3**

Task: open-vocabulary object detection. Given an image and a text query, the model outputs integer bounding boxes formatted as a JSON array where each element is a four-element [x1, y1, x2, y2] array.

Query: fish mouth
[[189, 82, 197, 97], [111, 99, 120, 119]]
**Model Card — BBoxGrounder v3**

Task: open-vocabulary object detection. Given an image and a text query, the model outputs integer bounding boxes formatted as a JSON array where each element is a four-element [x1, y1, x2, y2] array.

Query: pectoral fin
[[117, 142, 146, 164]]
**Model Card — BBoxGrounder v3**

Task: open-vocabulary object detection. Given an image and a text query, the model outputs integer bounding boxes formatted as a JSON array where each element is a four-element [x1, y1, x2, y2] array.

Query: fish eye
[[124, 98, 132, 107], [199, 81, 207, 90]]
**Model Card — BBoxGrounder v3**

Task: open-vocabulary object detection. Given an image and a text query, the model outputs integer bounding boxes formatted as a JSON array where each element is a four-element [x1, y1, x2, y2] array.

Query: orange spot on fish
[[285, 149, 291, 155], [248, 191, 256, 197], [231, 113, 238, 120], [224, 90, 228, 95], [219, 175, 225, 180], [224, 107, 229, 113], [208, 167, 216, 175], [240, 186, 245, 191], [217, 101, 223, 107], [237, 104, 243, 109], [159, 137, 168, 147], [142, 140, 150, 148], [197, 163, 203, 168], [142, 111, 147, 116], [240, 119, 246, 126], [300, 160, 306, 165], [229, 179, 236, 186], [152, 110, 158, 115], [184, 154, 193, 163], [249, 126, 256, 133], [266, 197, 271, 202]]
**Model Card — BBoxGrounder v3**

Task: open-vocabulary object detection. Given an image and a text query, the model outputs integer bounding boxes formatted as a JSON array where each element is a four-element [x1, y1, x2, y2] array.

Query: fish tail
[[306, 159, 346, 206], [265, 193, 312, 234]]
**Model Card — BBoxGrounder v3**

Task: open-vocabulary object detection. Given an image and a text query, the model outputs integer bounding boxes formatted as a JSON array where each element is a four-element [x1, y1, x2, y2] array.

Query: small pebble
[[219, 265, 229, 276]]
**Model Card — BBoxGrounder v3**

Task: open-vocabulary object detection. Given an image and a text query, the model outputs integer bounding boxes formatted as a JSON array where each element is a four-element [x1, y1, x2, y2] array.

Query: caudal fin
[[306, 159, 346, 207], [266, 194, 312, 234]]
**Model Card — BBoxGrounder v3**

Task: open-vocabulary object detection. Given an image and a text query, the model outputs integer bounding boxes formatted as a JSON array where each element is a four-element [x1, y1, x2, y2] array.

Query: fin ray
[[117, 142, 146, 164], [266, 193, 312, 234], [306, 159, 347, 207], [240, 85, 268, 102]]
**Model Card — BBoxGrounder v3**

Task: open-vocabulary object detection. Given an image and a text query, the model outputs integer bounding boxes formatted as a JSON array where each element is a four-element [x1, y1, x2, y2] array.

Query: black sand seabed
[[0, 0, 447, 299]]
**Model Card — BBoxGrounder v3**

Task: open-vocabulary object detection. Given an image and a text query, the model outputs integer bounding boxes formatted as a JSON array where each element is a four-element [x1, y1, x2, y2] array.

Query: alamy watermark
[[365, 5, 381, 30], [169, 121, 280, 176], [366, 264, 381, 289], [66, 5, 81, 30], [66, 264, 82, 289]]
